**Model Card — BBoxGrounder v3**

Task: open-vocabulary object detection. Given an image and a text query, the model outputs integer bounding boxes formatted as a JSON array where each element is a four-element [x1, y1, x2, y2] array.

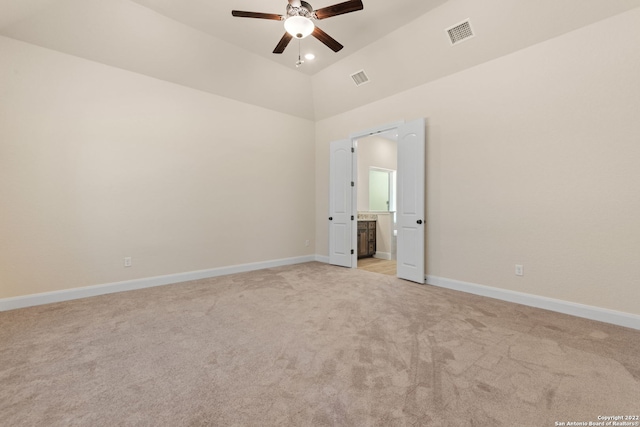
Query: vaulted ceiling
[[131, 0, 448, 75], [2, 0, 639, 120]]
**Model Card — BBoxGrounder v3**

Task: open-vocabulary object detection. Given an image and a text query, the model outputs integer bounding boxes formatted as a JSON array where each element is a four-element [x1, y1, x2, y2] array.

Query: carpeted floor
[[1, 262, 638, 426]]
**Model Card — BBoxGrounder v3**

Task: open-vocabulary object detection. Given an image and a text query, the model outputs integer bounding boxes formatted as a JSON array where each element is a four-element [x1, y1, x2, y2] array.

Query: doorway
[[355, 130, 398, 275], [328, 118, 426, 283]]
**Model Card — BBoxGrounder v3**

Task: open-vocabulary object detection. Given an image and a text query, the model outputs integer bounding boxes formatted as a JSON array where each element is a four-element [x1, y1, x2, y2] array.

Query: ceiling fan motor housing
[[286, 1, 315, 19]]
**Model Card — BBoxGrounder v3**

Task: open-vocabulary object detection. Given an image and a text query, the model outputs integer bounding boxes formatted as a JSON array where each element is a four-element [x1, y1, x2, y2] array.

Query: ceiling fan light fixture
[[284, 16, 315, 39]]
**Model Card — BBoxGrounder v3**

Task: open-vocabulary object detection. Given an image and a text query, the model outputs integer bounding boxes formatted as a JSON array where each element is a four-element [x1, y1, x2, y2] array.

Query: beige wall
[[0, 36, 316, 299], [2, 8, 639, 319], [371, 213, 393, 257], [315, 9, 640, 315], [311, 0, 640, 120]]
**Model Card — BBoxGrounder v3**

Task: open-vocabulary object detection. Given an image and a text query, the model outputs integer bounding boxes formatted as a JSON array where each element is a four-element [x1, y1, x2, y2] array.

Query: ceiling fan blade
[[273, 32, 293, 54], [231, 10, 284, 21], [314, 0, 363, 20], [312, 27, 344, 52]]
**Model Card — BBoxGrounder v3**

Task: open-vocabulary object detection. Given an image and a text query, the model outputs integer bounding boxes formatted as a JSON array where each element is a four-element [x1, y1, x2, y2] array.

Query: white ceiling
[[2, 0, 639, 120], [0, 0, 59, 28], [130, 0, 448, 75]]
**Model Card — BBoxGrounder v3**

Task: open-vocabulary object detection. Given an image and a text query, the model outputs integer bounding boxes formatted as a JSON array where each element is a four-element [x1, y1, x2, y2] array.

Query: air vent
[[350, 70, 370, 86], [446, 19, 475, 45]]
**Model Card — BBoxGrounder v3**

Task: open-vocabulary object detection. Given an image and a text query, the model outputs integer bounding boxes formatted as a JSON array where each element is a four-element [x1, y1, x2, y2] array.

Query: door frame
[[349, 121, 405, 269]]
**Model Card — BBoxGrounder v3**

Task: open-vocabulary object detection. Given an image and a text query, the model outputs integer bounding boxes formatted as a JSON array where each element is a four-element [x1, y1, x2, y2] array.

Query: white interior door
[[396, 118, 426, 283], [329, 139, 353, 267]]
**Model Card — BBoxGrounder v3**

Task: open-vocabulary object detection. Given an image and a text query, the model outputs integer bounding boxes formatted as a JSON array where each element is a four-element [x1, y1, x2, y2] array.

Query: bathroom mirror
[[369, 167, 396, 212]]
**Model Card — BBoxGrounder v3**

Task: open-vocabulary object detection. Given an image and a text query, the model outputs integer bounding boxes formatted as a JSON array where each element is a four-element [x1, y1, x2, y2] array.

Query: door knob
[[329, 217, 333, 221], [416, 219, 423, 224]]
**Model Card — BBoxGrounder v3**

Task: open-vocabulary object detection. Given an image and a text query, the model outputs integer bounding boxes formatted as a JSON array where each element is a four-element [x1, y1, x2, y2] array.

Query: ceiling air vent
[[446, 19, 475, 45], [350, 70, 370, 87]]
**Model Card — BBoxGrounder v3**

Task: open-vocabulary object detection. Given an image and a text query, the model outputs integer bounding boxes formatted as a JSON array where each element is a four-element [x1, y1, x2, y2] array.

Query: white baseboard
[[10, 261, 635, 330], [0, 255, 317, 312], [426, 275, 640, 331], [315, 255, 329, 263], [373, 252, 392, 260]]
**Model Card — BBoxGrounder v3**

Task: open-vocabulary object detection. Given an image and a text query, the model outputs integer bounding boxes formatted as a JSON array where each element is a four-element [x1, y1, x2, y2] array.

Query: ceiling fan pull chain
[[296, 39, 304, 68]]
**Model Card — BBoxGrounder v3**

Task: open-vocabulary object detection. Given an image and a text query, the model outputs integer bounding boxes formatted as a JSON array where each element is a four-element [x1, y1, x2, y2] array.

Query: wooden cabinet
[[357, 221, 376, 258]]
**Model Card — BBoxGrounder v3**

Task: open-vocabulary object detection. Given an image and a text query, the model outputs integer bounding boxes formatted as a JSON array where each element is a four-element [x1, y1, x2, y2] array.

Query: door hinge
[[351, 215, 354, 220], [351, 181, 354, 187], [351, 249, 354, 255], [351, 147, 354, 153]]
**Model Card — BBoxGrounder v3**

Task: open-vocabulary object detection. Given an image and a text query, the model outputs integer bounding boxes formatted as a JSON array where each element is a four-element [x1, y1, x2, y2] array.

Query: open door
[[329, 139, 353, 267], [396, 118, 425, 283]]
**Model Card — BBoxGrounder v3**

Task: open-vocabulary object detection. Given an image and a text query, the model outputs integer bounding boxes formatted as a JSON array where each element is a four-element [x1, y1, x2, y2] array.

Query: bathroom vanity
[[357, 220, 376, 259]]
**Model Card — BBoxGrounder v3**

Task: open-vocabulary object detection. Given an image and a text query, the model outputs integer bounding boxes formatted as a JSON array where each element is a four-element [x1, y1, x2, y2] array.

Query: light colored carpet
[[1, 262, 638, 426]]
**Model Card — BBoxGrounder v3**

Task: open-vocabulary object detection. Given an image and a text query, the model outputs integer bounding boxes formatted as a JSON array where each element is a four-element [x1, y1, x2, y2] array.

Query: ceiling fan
[[231, 0, 364, 54]]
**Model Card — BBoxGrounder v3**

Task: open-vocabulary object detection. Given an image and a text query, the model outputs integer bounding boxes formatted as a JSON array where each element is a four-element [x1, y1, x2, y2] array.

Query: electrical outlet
[[515, 264, 524, 276], [305, 240, 310, 247], [124, 257, 132, 268]]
